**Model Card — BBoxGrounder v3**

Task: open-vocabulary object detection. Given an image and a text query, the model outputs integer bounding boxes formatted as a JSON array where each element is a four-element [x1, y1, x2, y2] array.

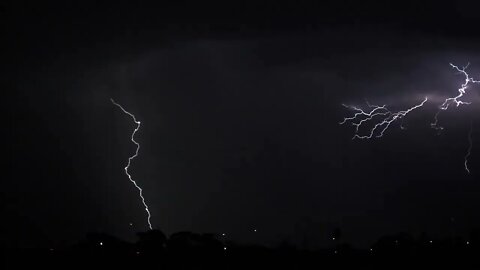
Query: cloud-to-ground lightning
[[465, 121, 473, 174], [111, 98, 153, 230], [341, 63, 479, 173], [430, 63, 479, 173], [340, 97, 428, 139]]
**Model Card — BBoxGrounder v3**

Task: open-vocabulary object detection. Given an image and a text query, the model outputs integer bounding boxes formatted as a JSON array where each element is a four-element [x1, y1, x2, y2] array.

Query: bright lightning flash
[[431, 63, 480, 131], [340, 97, 428, 139], [341, 63, 479, 174], [111, 98, 153, 230], [430, 63, 479, 173]]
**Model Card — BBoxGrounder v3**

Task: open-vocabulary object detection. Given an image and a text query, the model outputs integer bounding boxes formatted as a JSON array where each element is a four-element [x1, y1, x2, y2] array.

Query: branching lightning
[[465, 121, 473, 174], [431, 63, 480, 131], [430, 63, 479, 173], [341, 63, 479, 174], [340, 97, 428, 139], [111, 98, 153, 230]]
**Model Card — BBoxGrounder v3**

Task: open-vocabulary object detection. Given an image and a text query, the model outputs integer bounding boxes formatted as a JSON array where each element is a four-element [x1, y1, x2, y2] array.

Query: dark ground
[[2, 229, 480, 269]]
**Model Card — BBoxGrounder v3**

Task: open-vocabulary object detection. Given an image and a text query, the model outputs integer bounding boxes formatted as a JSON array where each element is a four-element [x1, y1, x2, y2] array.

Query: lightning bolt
[[341, 63, 479, 174], [431, 63, 480, 131], [340, 97, 428, 139], [430, 63, 479, 173], [465, 121, 473, 174], [111, 98, 153, 230]]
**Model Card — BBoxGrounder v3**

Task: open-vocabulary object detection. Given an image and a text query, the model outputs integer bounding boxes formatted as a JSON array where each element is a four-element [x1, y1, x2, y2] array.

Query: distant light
[[334, 250, 338, 254], [49, 248, 54, 251], [429, 240, 433, 244], [332, 237, 336, 241], [129, 223, 133, 226], [222, 233, 226, 236], [466, 241, 470, 245], [395, 240, 398, 244], [136, 251, 140, 255], [224, 247, 227, 251], [99, 242, 103, 246], [254, 229, 257, 232], [369, 248, 373, 252]]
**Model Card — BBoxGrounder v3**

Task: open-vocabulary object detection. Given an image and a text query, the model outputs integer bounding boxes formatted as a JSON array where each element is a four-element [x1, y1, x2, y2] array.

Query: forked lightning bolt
[[430, 63, 479, 173], [341, 63, 478, 174], [340, 97, 428, 139], [431, 63, 480, 131], [111, 98, 153, 230]]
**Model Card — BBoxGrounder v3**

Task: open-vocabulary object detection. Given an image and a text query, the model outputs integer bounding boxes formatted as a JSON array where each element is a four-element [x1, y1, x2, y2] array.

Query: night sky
[[4, 1, 480, 248]]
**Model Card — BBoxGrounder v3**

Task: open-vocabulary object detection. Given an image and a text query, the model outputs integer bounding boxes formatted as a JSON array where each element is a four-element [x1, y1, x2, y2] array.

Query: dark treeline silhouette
[[2, 229, 480, 269]]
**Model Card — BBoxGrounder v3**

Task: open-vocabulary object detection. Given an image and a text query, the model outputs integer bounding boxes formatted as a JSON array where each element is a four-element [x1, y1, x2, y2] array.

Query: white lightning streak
[[340, 97, 428, 139], [111, 98, 153, 230], [431, 63, 480, 130], [465, 121, 473, 174], [341, 63, 479, 173]]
